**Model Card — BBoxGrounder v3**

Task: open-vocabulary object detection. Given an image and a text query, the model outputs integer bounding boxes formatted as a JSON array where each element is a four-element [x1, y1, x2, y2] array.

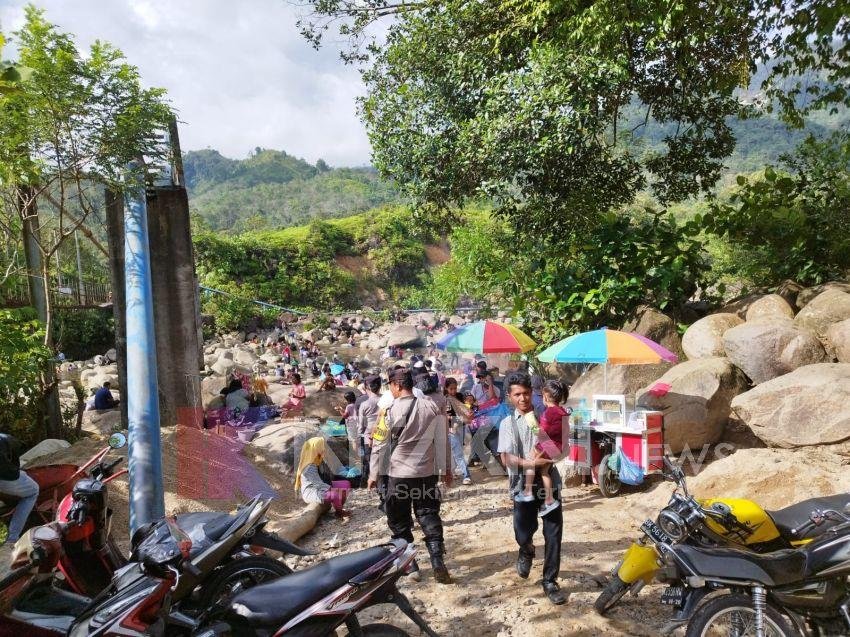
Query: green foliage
[[431, 209, 710, 343], [300, 0, 849, 244], [0, 6, 173, 189], [703, 131, 850, 285], [0, 309, 51, 444], [53, 308, 114, 361], [429, 210, 512, 310], [193, 207, 440, 332]]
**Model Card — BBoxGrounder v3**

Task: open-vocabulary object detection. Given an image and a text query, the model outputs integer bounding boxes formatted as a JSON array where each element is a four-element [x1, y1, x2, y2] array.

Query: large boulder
[[827, 319, 850, 363], [690, 447, 850, 510], [82, 409, 123, 435], [211, 352, 236, 377], [796, 282, 850, 310], [300, 328, 323, 343], [745, 294, 795, 323], [201, 375, 228, 409], [622, 306, 684, 359], [637, 357, 749, 454], [730, 363, 850, 448], [386, 324, 425, 348], [234, 349, 259, 368], [723, 321, 826, 384], [80, 366, 119, 391], [20, 439, 71, 467], [794, 290, 850, 354], [302, 387, 363, 420], [683, 313, 743, 359], [775, 280, 805, 310], [719, 293, 765, 319]]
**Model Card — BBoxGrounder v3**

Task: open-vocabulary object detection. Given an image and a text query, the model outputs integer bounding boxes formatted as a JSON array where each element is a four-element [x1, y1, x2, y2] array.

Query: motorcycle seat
[[673, 544, 806, 586], [767, 495, 849, 541], [225, 546, 392, 627]]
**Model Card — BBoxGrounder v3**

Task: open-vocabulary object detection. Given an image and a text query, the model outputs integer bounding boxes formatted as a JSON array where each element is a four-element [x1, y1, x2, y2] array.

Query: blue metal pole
[[124, 162, 164, 534]]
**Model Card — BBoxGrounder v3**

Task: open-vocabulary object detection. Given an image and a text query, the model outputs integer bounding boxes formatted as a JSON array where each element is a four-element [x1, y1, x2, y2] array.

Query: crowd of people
[[291, 348, 572, 605]]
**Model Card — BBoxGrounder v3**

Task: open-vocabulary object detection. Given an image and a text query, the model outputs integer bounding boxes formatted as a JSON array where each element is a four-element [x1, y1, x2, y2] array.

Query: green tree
[[299, 0, 847, 238], [703, 131, 850, 285], [0, 6, 172, 435], [0, 309, 51, 445]]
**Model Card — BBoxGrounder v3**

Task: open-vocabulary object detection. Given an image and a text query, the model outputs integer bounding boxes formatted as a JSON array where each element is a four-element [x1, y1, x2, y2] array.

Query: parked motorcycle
[[54, 432, 129, 596], [196, 539, 439, 637], [1, 494, 316, 635], [38, 431, 308, 611], [0, 515, 199, 636], [595, 457, 849, 615], [657, 505, 850, 637], [0, 433, 128, 540]]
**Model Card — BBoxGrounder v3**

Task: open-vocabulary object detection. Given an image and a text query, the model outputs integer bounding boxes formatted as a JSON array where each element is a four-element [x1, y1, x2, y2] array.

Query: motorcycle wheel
[[194, 555, 292, 613], [594, 574, 629, 615], [346, 624, 412, 636], [598, 455, 621, 498], [685, 593, 796, 637]]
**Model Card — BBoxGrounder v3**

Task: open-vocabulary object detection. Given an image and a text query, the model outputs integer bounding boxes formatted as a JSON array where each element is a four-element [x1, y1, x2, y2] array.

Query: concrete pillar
[[145, 187, 203, 428], [105, 185, 202, 431]]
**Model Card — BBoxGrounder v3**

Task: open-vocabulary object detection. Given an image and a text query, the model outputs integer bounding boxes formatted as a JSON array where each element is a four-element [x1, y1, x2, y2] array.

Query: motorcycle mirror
[[108, 432, 127, 449]]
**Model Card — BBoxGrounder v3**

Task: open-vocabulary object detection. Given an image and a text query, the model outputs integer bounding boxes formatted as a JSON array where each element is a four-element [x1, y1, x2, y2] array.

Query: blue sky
[[0, 0, 373, 166]]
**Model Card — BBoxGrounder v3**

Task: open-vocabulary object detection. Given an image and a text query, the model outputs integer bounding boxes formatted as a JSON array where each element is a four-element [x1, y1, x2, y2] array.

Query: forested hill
[[183, 148, 403, 232], [185, 110, 845, 233]]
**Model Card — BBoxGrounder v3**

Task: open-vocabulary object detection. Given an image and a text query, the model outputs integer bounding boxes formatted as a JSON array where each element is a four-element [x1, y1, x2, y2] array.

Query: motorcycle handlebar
[[103, 457, 123, 474]]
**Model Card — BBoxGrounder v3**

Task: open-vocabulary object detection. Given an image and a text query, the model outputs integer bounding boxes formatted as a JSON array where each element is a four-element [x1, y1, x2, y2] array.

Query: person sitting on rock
[[93, 381, 119, 410], [224, 378, 250, 415], [295, 437, 350, 515], [249, 378, 273, 407], [281, 373, 307, 415]]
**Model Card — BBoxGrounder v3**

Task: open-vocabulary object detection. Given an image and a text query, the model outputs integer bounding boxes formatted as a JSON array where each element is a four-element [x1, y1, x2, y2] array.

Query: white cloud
[[0, 0, 373, 166]]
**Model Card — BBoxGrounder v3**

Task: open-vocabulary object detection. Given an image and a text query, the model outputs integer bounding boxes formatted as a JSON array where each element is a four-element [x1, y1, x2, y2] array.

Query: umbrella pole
[[604, 363, 608, 393]]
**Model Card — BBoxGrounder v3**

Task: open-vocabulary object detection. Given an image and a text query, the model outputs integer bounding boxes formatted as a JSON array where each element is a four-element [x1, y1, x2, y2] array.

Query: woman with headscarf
[[294, 437, 350, 514]]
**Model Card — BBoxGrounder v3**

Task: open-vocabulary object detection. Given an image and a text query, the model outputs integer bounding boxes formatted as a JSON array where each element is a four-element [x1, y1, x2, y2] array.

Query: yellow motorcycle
[[595, 457, 849, 616]]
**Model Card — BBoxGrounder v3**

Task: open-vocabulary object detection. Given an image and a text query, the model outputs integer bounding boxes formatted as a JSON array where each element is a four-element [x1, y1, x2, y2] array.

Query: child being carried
[[517, 379, 570, 517]]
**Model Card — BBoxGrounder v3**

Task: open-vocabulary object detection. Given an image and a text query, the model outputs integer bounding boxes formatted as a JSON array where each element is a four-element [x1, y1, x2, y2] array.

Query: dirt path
[[295, 466, 679, 636]]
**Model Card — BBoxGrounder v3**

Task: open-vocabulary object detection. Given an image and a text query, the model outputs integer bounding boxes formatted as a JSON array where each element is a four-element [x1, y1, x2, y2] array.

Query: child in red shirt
[[517, 379, 570, 516]]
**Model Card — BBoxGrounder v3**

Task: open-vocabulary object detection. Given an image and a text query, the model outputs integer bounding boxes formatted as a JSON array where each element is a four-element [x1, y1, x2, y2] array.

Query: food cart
[[566, 394, 664, 497]]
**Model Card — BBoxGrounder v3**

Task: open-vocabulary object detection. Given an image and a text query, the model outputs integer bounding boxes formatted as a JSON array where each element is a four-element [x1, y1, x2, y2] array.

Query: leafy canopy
[[702, 131, 850, 285], [299, 0, 848, 236]]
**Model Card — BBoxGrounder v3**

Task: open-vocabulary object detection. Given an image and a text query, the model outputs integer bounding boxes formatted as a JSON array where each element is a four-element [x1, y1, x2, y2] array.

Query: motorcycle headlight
[[657, 509, 688, 542]]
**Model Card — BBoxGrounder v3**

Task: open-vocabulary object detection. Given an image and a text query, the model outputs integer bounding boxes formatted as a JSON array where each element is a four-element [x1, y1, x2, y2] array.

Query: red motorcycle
[[0, 434, 127, 539], [1, 497, 315, 636], [54, 433, 129, 597]]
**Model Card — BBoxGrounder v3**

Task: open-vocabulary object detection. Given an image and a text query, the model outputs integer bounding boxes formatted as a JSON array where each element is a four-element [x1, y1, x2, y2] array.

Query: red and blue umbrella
[[436, 320, 536, 353]]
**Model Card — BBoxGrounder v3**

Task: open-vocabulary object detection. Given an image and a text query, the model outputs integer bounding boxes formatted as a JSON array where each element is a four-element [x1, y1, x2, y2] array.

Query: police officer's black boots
[[426, 540, 451, 584]]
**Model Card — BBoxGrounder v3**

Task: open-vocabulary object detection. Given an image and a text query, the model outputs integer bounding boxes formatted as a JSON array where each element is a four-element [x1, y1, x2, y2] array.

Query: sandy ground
[[29, 422, 849, 636], [293, 443, 850, 637], [294, 468, 677, 637]]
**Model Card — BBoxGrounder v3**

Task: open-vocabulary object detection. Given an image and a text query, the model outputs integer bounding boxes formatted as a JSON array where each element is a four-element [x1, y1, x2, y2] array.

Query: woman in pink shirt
[[282, 373, 307, 415]]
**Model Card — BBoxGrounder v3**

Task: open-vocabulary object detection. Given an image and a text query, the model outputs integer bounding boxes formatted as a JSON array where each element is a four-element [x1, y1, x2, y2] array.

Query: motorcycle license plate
[[661, 586, 684, 607], [640, 519, 674, 545]]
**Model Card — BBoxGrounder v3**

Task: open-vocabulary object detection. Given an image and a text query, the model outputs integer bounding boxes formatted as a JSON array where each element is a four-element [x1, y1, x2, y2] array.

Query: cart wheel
[[598, 455, 621, 498]]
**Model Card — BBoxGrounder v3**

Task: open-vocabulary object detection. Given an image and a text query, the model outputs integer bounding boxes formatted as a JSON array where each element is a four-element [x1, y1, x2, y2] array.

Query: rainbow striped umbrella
[[537, 328, 677, 364], [537, 328, 677, 392], [436, 320, 536, 354]]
